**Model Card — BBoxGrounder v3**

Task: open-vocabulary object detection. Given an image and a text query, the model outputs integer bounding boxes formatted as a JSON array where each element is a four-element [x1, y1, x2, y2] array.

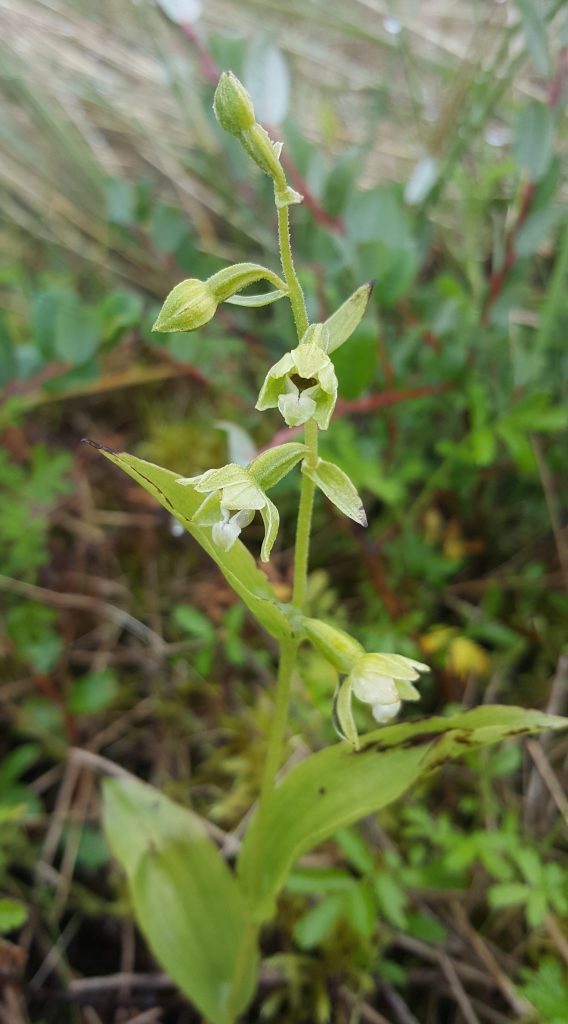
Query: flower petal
[[395, 678, 421, 701], [332, 675, 359, 749], [364, 653, 427, 681], [352, 671, 399, 705], [259, 496, 280, 562]]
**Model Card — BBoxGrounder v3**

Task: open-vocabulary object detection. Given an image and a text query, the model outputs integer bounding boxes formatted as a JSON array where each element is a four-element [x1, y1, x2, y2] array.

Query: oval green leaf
[[103, 777, 257, 1024]]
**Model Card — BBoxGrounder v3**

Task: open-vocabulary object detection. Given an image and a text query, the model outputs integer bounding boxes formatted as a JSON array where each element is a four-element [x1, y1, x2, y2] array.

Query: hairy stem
[[293, 418, 318, 608], [247, 636, 297, 917], [250, 193, 314, 881], [277, 203, 309, 338]]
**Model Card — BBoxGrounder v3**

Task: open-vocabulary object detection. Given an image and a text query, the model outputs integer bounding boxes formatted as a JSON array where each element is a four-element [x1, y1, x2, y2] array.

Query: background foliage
[[0, 1, 567, 1021]]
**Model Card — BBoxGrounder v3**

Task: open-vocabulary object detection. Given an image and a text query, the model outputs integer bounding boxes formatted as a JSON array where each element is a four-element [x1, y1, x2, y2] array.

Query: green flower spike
[[177, 443, 306, 562], [256, 324, 338, 429]]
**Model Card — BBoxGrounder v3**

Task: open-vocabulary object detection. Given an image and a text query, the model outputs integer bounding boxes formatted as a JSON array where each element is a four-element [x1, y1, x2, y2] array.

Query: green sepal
[[332, 675, 359, 750], [395, 678, 421, 701], [248, 442, 308, 491], [325, 283, 374, 354], [303, 617, 364, 674], [355, 653, 429, 682], [302, 458, 367, 526], [259, 497, 279, 562]]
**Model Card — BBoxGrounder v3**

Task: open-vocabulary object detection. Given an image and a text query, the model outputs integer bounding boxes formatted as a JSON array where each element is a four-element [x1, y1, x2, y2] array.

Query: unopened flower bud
[[213, 71, 256, 137], [152, 279, 217, 333]]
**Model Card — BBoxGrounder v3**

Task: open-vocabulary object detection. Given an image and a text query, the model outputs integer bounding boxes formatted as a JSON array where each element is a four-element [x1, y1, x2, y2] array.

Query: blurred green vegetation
[[0, 1, 567, 1021]]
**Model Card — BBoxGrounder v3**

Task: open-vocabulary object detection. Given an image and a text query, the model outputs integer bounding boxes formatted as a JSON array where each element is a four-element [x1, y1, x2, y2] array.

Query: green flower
[[177, 464, 279, 563], [349, 653, 429, 724], [332, 651, 430, 748], [256, 331, 338, 429]]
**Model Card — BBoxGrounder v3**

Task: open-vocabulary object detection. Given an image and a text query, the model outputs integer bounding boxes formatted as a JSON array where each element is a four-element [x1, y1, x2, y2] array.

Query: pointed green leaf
[[303, 458, 367, 526], [249, 442, 307, 490], [84, 445, 292, 640], [325, 283, 374, 354], [103, 778, 257, 1024], [238, 707, 568, 920]]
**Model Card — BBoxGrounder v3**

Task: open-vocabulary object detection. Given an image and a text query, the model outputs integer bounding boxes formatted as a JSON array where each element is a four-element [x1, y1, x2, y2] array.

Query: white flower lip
[[211, 508, 254, 551], [277, 382, 318, 426]]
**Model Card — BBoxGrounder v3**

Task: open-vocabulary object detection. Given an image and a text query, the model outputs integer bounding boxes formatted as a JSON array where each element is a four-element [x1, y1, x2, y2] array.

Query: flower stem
[[277, 202, 309, 338], [250, 189, 314, 899], [255, 636, 297, 845], [293, 418, 318, 608]]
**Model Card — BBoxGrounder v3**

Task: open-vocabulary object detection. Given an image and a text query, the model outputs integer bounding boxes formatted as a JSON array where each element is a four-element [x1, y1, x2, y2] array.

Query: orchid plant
[[86, 72, 567, 1024]]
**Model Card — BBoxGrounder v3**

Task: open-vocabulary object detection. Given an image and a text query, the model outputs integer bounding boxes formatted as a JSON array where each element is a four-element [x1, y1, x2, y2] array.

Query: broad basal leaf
[[85, 445, 292, 640], [103, 777, 257, 1024], [238, 706, 567, 920]]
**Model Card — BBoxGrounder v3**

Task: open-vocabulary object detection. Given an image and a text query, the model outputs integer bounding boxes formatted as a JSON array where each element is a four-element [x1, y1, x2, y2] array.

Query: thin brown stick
[[438, 953, 482, 1024]]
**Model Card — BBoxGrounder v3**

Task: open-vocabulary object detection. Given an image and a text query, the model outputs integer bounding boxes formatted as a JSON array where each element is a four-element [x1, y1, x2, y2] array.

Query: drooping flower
[[256, 325, 338, 429], [349, 653, 429, 724], [332, 650, 430, 748]]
